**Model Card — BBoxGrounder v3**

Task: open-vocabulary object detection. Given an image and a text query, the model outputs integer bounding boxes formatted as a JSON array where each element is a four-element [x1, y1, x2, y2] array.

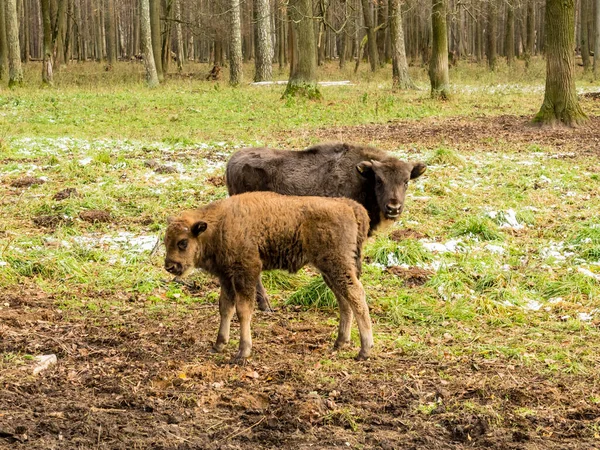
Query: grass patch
[[285, 277, 337, 309]]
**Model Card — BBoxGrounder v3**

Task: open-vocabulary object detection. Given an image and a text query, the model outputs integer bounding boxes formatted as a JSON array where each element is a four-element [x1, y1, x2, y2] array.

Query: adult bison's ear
[[410, 162, 427, 180], [356, 161, 373, 177], [191, 221, 208, 237]]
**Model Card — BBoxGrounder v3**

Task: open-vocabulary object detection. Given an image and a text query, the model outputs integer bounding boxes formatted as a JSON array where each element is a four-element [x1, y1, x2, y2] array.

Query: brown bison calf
[[164, 191, 373, 363]]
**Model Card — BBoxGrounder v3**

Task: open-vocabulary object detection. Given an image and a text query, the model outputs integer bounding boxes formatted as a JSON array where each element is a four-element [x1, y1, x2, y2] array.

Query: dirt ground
[[2, 116, 600, 449]]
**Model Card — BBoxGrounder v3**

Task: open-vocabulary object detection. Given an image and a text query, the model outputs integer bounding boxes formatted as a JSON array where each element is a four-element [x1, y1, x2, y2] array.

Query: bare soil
[[387, 266, 434, 287], [313, 115, 600, 153], [9, 177, 46, 189], [79, 210, 112, 224]]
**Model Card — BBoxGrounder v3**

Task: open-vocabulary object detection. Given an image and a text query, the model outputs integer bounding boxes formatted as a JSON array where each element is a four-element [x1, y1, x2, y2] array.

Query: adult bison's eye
[[375, 177, 383, 187], [177, 239, 188, 251]]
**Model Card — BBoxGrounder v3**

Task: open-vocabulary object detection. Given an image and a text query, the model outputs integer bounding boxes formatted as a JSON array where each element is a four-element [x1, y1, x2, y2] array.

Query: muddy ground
[[2, 117, 600, 449]]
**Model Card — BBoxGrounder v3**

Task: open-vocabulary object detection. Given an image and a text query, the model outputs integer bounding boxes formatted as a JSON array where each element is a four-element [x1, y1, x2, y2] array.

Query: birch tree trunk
[[284, 0, 320, 98], [41, 0, 53, 84], [5, 0, 22, 86], [361, 0, 379, 71], [389, 0, 415, 89], [0, 0, 8, 80], [254, 0, 273, 81], [534, 0, 587, 126], [175, 0, 184, 71], [429, 0, 449, 99], [140, 0, 159, 87], [229, 0, 243, 85]]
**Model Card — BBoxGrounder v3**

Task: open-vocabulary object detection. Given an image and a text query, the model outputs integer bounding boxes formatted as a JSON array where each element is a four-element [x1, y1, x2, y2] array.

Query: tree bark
[[53, 0, 67, 68], [5, 0, 22, 86], [525, 0, 535, 67], [0, 0, 8, 80], [254, 0, 273, 81], [284, 0, 320, 98], [105, 0, 116, 67], [21, 0, 29, 61], [41, 0, 53, 84], [534, 0, 587, 126], [149, 0, 163, 80], [505, 3, 515, 65], [429, 0, 449, 99], [361, 0, 379, 71], [229, 0, 243, 85], [140, 0, 159, 87], [389, 0, 415, 89]]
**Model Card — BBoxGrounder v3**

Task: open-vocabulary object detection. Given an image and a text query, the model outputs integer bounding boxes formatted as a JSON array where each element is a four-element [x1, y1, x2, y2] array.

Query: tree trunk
[[229, 0, 243, 85], [63, 0, 73, 63], [5, 0, 22, 86], [53, 0, 67, 68], [361, 0, 379, 71], [594, 0, 599, 78], [105, 0, 116, 67], [140, 0, 159, 87], [161, 0, 172, 73], [21, 0, 29, 61], [486, 0, 497, 70], [41, 0, 53, 84], [174, 0, 183, 71], [525, 0, 535, 66], [580, 0, 591, 71], [376, 0, 386, 64], [284, 0, 320, 98], [0, 0, 8, 80], [149, 0, 163, 80], [429, 0, 449, 99], [505, 3, 515, 65], [254, 0, 273, 81], [534, 0, 587, 126], [389, 0, 415, 89]]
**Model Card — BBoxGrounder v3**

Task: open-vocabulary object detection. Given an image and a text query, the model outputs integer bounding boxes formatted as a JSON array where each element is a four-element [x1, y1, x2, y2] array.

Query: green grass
[[1, 59, 600, 377]]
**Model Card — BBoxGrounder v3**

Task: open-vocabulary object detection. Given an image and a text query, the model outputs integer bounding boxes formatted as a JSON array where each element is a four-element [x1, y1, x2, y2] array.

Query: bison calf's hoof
[[211, 342, 226, 353], [334, 339, 352, 350], [230, 354, 249, 366], [258, 299, 274, 313], [355, 350, 371, 361]]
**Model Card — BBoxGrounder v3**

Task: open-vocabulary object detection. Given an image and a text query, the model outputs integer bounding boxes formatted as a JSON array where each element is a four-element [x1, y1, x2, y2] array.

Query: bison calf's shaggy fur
[[164, 192, 373, 363]]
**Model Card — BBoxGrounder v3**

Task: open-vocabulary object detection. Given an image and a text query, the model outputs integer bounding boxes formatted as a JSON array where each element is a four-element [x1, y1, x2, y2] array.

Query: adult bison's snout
[[164, 258, 183, 276], [385, 201, 403, 218]]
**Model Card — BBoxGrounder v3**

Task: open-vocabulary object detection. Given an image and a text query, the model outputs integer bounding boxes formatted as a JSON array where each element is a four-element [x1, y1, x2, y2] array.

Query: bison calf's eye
[[178, 239, 188, 251]]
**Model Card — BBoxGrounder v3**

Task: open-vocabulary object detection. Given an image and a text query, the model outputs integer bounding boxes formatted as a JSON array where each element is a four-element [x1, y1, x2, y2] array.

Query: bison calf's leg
[[231, 296, 254, 365], [323, 274, 353, 349], [256, 278, 273, 312], [214, 281, 235, 352]]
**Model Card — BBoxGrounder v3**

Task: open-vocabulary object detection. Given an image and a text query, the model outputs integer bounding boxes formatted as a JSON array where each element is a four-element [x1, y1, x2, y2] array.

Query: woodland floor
[[2, 112, 600, 449]]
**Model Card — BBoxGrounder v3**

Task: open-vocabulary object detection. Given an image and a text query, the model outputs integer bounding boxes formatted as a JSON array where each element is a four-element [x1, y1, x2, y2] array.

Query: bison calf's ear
[[410, 162, 427, 180], [356, 161, 374, 177], [191, 221, 208, 237]]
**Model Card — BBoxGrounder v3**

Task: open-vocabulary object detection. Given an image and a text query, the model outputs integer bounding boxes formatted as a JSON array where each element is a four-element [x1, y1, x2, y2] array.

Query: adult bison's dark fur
[[226, 143, 426, 233], [226, 142, 426, 311], [164, 192, 373, 364]]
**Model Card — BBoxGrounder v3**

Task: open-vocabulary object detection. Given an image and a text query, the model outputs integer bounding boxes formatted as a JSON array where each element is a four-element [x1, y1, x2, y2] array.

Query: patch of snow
[[0, 261, 8, 267], [72, 232, 159, 255], [485, 244, 505, 255], [577, 267, 600, 281], [422, 239, 462, 253], [578, 312, 594, 322], [524, 299, 542, 311], [487, 209, 524, 230], [79, 157, 93, 166]]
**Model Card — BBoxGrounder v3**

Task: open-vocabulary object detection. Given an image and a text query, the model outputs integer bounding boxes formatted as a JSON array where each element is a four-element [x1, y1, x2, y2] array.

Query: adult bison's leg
[[322, 273, 353, 350], [213, 278, 235, 353], [231, 276, 257, 365], [256, 277, 273, 312]]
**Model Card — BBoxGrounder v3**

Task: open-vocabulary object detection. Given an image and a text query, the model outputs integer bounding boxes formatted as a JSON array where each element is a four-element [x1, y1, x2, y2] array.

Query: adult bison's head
[[164, 213, 207, 277], [357, 159, 426, 219]]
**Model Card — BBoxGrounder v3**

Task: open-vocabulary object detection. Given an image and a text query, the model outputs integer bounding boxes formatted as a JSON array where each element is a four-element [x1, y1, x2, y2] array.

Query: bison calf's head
[[164, 215, 207, 277], [356, 159, 426, 219]]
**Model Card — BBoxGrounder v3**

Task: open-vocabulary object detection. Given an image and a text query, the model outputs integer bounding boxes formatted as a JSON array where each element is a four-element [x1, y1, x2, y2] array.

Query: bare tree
[[284, 0, 320, 98], [595, 0, 599, 78], [487, 0, 497, 70], [254, 0, 273, 82], [429, 0, 449, 99], [0, 0, 8, 80], [149, 0, 163, 81], [5, 0, 22, 86], [505, 3, 515, 66], [174, 0, 184, 72], [140, 0, 159, 87], [41, 0, 53, 84], [361, 0, 379, 71], [105, 0, 117, 68], [229, 0, 243, 85], [389, 0, 415, 89], [534, 0, 587, 126]]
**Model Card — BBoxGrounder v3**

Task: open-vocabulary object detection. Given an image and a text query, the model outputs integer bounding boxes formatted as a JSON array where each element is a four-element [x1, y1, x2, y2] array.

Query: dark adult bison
[[164, 192, 373, 363], [226, 143, 426, 232], [226, 143, 426, 311]]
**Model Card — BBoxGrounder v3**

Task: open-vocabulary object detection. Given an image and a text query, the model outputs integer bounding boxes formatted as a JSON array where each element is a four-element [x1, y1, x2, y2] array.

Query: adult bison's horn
[[410, 162, 427, 179], [356, 161, 373, 176]]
